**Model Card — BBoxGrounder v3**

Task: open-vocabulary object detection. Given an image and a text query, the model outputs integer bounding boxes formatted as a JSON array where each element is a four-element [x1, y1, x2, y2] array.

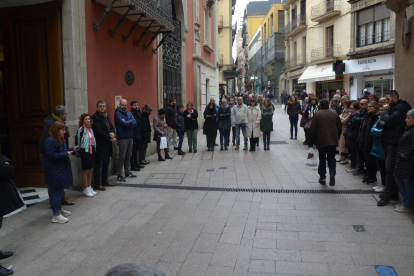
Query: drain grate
[[269, 141, 288, 145], [352, 225, 366, 232], [114, 183, 376, 194]]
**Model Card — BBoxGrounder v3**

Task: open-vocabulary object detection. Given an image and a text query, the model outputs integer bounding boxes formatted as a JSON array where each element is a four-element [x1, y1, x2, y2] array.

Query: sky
[[232, 0, 265, 60]]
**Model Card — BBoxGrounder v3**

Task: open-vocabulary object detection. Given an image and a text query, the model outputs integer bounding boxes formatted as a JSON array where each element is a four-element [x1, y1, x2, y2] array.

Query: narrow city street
[[1, 106, 413, 276]]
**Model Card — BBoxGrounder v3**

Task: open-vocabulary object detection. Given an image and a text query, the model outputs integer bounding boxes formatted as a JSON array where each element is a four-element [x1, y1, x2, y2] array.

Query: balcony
[[284, 53, 306, 71], [284, 14, 307, 40], [310, 45, 340, 62], [311, 1, 341, 22], [282, 0, 292, 10], [218, 15, 223, 29], [218, 54, 224, 66]]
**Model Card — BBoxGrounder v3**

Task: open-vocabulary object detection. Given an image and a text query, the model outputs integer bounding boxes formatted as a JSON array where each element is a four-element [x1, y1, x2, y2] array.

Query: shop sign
[[344, 54, 394, 74]]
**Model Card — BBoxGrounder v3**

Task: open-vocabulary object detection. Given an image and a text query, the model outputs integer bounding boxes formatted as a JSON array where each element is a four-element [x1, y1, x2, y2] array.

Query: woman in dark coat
[[393, 109, 414, 212], [344, 102, 360, 173], [43, 121, 79, 223], [173, 104, 186, 155], [183, 102, 198, 153], [362, 102, 380, 184], [287, 95, 301, 139], [217, 99, 231, 151], [0, 155, 24, 275], [139, 104, 152, 165], [203, 102, 218, 151], [260, 99, 274, 150]]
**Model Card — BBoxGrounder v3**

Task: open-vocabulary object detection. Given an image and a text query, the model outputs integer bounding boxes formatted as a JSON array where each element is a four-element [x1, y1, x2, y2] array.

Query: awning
[[298, 63, 335, 83]]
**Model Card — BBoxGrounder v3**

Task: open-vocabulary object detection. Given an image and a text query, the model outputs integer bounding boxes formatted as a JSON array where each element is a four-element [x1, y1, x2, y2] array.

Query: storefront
[[345, 53, 394, 100]]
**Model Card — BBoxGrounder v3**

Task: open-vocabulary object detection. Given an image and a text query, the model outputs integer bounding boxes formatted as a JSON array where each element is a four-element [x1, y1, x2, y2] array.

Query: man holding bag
[[307, 99, 342, 186]]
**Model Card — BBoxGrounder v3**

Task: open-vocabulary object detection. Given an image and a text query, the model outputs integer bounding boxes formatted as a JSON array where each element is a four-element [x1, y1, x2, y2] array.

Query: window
[[357, 4, 390, 47], [204, 8, 211, 45], [326, 26, 334, 57], [278, 11, 284, 32]]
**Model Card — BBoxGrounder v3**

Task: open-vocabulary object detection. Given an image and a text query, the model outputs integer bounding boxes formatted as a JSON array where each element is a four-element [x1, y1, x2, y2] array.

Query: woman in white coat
[[245, 98, 262, 151]]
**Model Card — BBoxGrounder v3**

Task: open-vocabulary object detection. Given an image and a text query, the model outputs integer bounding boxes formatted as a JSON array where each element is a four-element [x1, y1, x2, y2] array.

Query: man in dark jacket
[[38, 105, 74, 206], [351, 99, 368, 176], [114, 99, 137, 182], [377, 90, 412, 206], [300, 90, 308, 106], [92, 100, 116, 190], [138, 104, 152, 165], [308, 99, 342, 186], [130, 101, 145, 171], [0, 155, 24, 276], [166, 98, 178, 151]]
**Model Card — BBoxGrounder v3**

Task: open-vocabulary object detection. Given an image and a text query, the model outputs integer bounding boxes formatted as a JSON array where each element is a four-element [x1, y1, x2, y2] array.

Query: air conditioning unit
[[407, 4, 414, 22]]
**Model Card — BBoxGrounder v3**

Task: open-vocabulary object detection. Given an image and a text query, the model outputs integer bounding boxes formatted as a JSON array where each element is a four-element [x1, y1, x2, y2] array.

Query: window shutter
[[358, 7, 374, 26], [374, 4, 390, 21]]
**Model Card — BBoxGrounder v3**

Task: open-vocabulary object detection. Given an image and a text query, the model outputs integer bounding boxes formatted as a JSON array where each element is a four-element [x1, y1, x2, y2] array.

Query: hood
[[44, 114, 58, 125], [394, 99, 412, 111], [116, 107, 127, 114]]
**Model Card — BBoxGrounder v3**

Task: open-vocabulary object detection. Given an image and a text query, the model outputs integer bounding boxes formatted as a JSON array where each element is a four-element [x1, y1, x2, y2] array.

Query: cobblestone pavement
[[1, 106, 414, 276]]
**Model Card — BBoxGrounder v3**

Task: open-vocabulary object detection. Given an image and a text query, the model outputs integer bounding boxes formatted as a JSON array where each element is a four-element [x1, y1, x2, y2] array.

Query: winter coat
[[300, 104, 308, 128], [91, 111, 115, 160], [344, 113, 359, 149], [308, 109, 342, 149], [153, 114, 167, 137], [131, 109, 143, 141], [370, 119, 385, 159], [287, 101, 301, 118], [363, 113, 379, 154], [300, 92, 308, 101], [305, 104, 319, 119], [218, 105, 231, 130], [350, 109, 366, 142], [43, 136, 74, 189], [337, 109, 350, 154], [0, 155, 24, 217], [394, 125, 414, 179], [203, 107, 218, 135], [245, 105, 262, 138], [229, 104, 236, 127], [174, 112, 185, 132], [232, 103, 248, 125], [166, 104, 177, 128], [357, 112, 370, 150], [114, 107, 136, 139], [139, 109, 152, 143], [330, 104, 342, 116], [260, 106, 273, 132], [381, 99, 412, 146], [38, 114, 59, 155], [183, 109, 199, 130]]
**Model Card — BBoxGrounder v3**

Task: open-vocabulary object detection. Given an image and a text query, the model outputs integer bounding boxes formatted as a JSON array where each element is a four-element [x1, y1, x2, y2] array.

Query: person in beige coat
[[337, 100, 352, 164], [245, 98, 262, 151]]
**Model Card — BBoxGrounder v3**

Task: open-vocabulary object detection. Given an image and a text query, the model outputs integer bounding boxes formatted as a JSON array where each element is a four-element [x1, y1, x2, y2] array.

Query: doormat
[[375, 266, 397, 276]]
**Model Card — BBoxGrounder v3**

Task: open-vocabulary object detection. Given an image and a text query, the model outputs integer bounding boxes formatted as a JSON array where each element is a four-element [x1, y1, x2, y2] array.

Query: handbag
[[153, 132, 161, 142], [304, 118, 312, 129]]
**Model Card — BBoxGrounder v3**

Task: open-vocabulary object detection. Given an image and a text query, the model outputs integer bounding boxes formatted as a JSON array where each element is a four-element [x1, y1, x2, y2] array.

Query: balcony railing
[[310, 45, 340, 62], [284, 54, 306, 70], [311, 1, 341, 22], [218, 15, 223, 28], [218, 54, 224, 66], [284, 14, 307, 38]]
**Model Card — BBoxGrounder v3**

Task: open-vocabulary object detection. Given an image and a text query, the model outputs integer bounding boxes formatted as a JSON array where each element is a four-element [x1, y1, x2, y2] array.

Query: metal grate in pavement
[[114, 183, 376, 194], [269, 141, 288, 144], [352, 225, 366, 232]]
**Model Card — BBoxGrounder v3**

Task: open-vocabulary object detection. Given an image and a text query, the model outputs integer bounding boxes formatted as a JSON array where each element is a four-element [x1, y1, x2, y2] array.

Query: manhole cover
[[375, 266, 397, 276], [269, 141, 288, 145], [352, 225, 366, 232]]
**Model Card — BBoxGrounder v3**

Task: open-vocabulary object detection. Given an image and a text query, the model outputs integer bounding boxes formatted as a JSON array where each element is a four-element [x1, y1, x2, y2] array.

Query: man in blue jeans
[[232, 97, 248, 150], [91, 100, 117, 190]]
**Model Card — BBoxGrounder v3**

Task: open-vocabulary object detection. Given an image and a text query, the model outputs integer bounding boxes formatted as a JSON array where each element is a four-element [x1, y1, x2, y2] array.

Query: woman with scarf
[[183, 102, 199, 153], [287, 96, 301, 139], [304, 97, 319, 142], [336, 100, 351, 164], [260, 99, 274, 150], [344, 102, 360, 173], [203, 102, 218, 151], [76, 113, 97, 197], [362, 101, 380, 184], [246, 98, 262, 151], [218, 98, 231, 150]]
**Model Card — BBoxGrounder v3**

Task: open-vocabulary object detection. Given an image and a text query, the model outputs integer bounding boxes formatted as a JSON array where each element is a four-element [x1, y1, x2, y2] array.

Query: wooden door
[[1, 2, 64, 187]]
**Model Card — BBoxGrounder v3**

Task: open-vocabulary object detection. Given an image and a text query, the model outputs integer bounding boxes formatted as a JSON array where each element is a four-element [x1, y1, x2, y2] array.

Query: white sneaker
[[339, 158, 349, 164], [88, 187, 97, 195], [52, 214, 69, 223], [374, 186, 384, 193], [336, 156, 344, 162], [372, 185, 381, 190], [61, 209, 71, 217], [346, 168, 356, 173], [83, 188, 94, 197], [395, 206, 413, 213]]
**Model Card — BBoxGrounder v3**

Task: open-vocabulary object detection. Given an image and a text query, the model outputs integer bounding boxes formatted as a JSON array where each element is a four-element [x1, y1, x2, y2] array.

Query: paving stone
[[205, 265, 234, 276], [192, 233, 221, 253], [177, 252, 212, 276], [301, 251, 355, 264], [249, 260, 276, 273], [250, 248, 301, 262], [210, 243, 240, 267], [275, 261, 331, 276]]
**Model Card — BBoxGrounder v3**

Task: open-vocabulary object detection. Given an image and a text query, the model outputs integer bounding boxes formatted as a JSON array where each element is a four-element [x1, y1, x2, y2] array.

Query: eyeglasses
[[367, 106, 374, 108]]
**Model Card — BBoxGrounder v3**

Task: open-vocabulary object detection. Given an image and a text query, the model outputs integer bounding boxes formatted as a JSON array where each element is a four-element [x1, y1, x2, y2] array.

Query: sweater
[[232, 103, 248, 124]]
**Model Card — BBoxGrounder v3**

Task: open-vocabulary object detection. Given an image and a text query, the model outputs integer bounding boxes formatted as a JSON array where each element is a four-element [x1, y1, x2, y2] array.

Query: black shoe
[[366, 179, 377, 184], [139, 161, 146, 165], [220, 147, 223, 151], [138, 165, 145, 169], [131, 166, 141, 171], [294, 137, 297, 140], [174, 147, 179, 150], [353, 170, 364, 176], [189, 149, 192, 153], [0, 251, 13, 260], [319, 178, 326, 185], [178, 151, 185, 155], [329, 175, 335, 186], [143, 160, 150, 165], [194, 150, 197, 153], [158, 156, 165, 161], [165, 155, 173, 159], [290, 137, 293, 139], [0, 265, 13, 276], [377, 197, 390, 206], [303, 141, 308, 145], [249, 148, 255, 151], [208, 148, 211, 151]]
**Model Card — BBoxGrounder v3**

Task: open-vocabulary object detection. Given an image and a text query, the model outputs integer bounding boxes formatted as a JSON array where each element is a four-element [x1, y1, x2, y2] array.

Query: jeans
[[235, 124, 248, 145], [289, 116, 299, 138], [52, 187, 65, 214], [375, 157, 386, 185], [48, 187, 66, 205], [117, 138, 133, 176], [348, 148, 358, 169], [167, 127, 178, 148], [383, 144, 399, 198], [231, 126, 236, 145], [395, 178, 414, 208], [177, 131, 184, 151], [186, 129, 198, 150], [263, 131, 271, 145], [130, 138, 140, 168], [139, 143, 147, 162], [206, 135, 216, 148], [318, 146, 336, 179], [219, 128, 230, 147], [94, 158, 110, 186]]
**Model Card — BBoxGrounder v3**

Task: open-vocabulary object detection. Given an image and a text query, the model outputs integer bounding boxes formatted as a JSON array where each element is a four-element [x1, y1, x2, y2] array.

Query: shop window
[[357, 4, 390, 47]]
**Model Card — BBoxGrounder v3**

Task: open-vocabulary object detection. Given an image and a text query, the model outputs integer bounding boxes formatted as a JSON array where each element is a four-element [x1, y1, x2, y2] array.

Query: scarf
[[99, 112, 110, 133], [289, 101, 296, 105], [309, 104, 318, 118], [187, 109, 194, 114], [77, 124, 96, 154], [221, 105, 229, 110]]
